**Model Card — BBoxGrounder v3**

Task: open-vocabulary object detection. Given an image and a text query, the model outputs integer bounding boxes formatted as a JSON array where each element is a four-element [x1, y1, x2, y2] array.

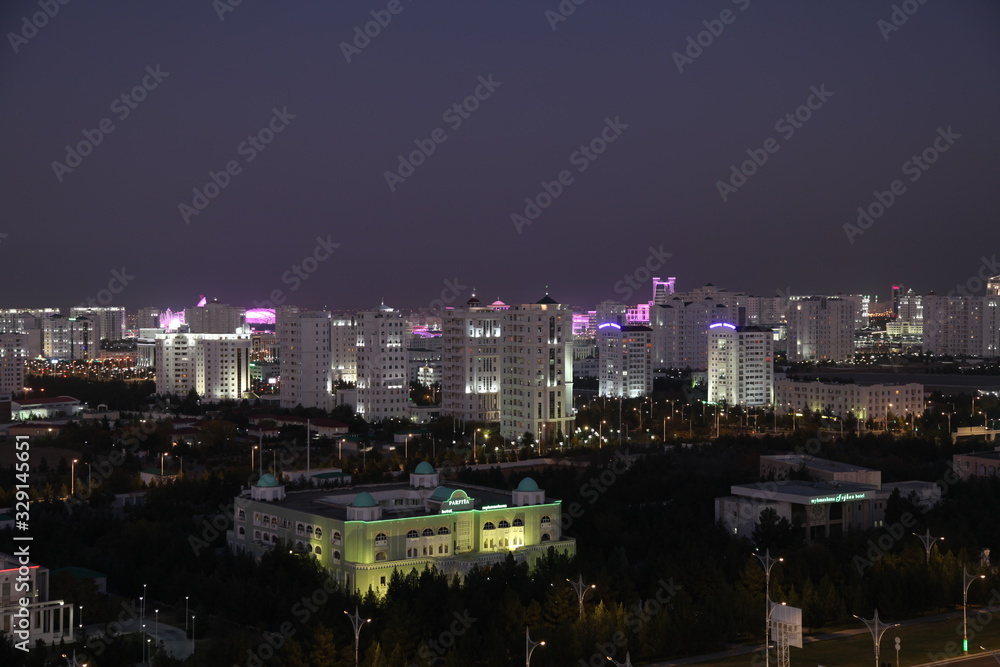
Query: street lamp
[[191, 614, 196, 653], [753, 549, 783, 667], [964, 567, 986, 653], [606, 652, 634, 666], [912, 529, 943, 564], [474, 428, 481, 461], [185, 596, 189, 633], [525, 626, 545, 667], [567, 574, 596, 618], [854, 609, 899, 667], [71, 459, 77, 495], [345, 607, 371, 667]]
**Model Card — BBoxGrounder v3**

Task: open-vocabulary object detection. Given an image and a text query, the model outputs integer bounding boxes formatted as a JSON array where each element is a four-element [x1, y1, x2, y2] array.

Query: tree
[[752, 507, 798, 552]]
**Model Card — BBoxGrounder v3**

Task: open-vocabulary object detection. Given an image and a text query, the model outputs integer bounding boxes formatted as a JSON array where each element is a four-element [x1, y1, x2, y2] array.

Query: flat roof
[[761, 454, 875, 474], [731, 480, 877, 504], [955, 450, 1000, 461]]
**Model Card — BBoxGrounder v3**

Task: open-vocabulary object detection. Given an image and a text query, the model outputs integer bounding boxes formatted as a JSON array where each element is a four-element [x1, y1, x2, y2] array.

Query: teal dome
[[257, 473, 280, 488], [517, 477, 539, 492], [352, 491, 377, 508], [414, 461, 435, 474]]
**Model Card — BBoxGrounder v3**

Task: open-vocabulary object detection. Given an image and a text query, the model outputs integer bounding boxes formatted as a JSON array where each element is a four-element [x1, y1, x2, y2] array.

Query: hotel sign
[[810, 492, 866, 505], [443, 489, 474, 512]]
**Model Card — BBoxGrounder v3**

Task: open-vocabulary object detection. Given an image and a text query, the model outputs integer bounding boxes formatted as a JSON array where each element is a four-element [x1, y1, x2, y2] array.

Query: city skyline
[[2, 2, 998, 309]]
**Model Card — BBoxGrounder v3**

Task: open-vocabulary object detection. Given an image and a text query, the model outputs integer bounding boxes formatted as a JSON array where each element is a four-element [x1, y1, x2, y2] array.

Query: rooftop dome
[[414, 461, 435, 474], [516, 477, 539, 492], [256, 473, 280, 488], [352, 491, 377, 508]]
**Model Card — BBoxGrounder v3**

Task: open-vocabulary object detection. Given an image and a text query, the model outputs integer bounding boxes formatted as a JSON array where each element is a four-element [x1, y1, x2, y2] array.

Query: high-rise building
[[42, 314, 100, 360], [923, 295, 1000, 357], [499, 295, 574, 445], [137, 307, 161, 329], [897, 289, 923, 324], [441, 298, 502, 423], [0, 333, 27, 397], [279, 308, 333, 411], [891, 284, 904, 317], [652, 276, 676, 305], [651, 297, 735, 370], [356, 305, 408, 420], [186, 300, 246, 334], [597, 323, 652, 398], [154, 332, 251, 401], [988, 276, 1000, 297], [786, 297, 856, 362], [707, 323, 774, 406], [745, 295, 787, 325], [330, 315, 358, 384], [70, 306, 126, 340]]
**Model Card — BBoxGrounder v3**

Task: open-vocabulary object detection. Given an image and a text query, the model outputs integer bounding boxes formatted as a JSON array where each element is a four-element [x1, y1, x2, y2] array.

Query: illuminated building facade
[[923, 295, 1000, 357], [0, 553, 75, 648], [786, 297, 856, 362], [651, 297, 735, 370], [774, 379, 924, 420], [70, 306, 126, 341], [0, 333, 26, 397], [185, 300, 246, 334], [441, 298, 502, 423], [279, 308, 333, 411], [706, 323, 773, 406], [597, 323, 652, 398], [42, 314, 100, 360], [154, 332, 251, 400], [227, 464, 575, 596], [330, 315, 358, 384], [499, 295, 574, 444], [356, 305, 408, 420]]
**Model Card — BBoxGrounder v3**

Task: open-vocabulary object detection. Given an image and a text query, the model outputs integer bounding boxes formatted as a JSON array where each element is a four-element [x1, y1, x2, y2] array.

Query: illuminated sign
[[709, 322, 737, 330], [443, 489, 474, 512], [598, 322, 622, 330], [481, 504, 508, 510], [810, 492, 866, 504]]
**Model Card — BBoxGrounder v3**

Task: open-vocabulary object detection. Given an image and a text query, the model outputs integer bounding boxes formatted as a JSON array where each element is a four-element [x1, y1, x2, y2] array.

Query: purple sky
[[2, 0, 998, 311]]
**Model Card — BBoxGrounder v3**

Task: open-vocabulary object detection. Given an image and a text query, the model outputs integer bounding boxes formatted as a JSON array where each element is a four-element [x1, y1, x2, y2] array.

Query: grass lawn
[[683, 614, 1000, 666]]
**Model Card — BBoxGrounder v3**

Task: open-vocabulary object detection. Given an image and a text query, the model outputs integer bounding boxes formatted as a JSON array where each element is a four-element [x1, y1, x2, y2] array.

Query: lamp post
[[606, 652, 634, 666], [753, 549, 783, 667], [191, 614, 195, 653], [964, 567, 986, 654], [567, 574, 596, 618], [154, 608, 158, 659], [345, 607, 371, 667], [525, 626, 545, 667], [854, 609, 899, 667], [185, 596, 189, 633], [912, 529, 943, 564], [71, 459, 77, 495], [79, 605, 83, 633], [474, 429, 481, 462]]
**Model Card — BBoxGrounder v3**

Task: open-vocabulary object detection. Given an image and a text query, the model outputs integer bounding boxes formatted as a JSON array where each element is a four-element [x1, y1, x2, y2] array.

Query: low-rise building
[[775, 379, 924, 420], [0, 553, 75, 649]]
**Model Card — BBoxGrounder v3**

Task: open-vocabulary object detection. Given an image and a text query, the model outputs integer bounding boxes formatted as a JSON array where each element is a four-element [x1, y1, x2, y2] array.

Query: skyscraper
[[441, 297, 502, 424], [707, 323, 774, 406], [356, 305, 408, 420], [278, 308, 333, 411], [786, 297, 856, 362], [597, 322, 652, 398]]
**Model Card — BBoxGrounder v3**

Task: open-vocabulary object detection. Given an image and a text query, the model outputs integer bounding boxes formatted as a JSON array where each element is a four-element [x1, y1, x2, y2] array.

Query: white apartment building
[[499, 295, 574, 445], [745, 295, 786, 325], [0, 332, 26, 397], [42, 314, 100, 360], [775, 379, 925, 420], [651, 297, 735, 370], [356, 305, 409, 420], [70, 306, 126, 340], [707, 324, 774, 406], [989, 276, 1000, 296], [136, 306, 161, 329], [786, 297, 856, 362], [923, 295, 1000, 357], [278, 308, 333, 411], [154, 332, 251, 401], [897, 289, 923, 324], [441, 300, 503, 423], [185, 300, 246, 334], [597, 323, 652, 398], [0, 552, 75, 649], [331, 315, 358, 384]]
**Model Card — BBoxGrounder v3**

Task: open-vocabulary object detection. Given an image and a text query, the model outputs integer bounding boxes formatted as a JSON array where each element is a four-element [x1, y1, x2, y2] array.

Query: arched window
[[541, 533, 551, 542], [297, 522, 305, 534], [254, 530, 261, 540], [314, 527, 322, 540], [314, 546, 322, 555], [512, 518, 524, 527], [238, 526, 245, 537], [238, 510, 246, 521], [376, 551, 387, 561], [271, 517, 277, 528], [306, 525, 314, 536], [332, 531, 342, 545], [407, 547, 417, 558], [438, 526, 450, 535], [407, 529, 419, 539], [333, 550, 341, 561], [483, 522, 495, 531], [374, 532, 388, 546], [540, 515, 552, 525], [296, 540, 305, 550], [498, 520, 510, 529], [422, 528, 435, 537]]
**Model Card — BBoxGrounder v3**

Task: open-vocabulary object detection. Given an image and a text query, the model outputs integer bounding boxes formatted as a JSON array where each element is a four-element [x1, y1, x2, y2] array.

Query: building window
[[512, 518, 524, 527], [498, 520, 510, 529], [314, 546, 322, 555], [483, 522, 495, 531], [541, 533, 551, 542], [332, 531, 342, 545], [380, 576, 387, 586], [314, 527, 322, 540], [407, 529, 419, 539], [375, 532, 388, 546], [238, 510, 246, 521], [422, 528, 435, 537], [376, 552, 387, 561], [540, 515, 551, 526], [333, 550, 341, 562], [238, 527, 245, 537], [437, 526, 450, 535]]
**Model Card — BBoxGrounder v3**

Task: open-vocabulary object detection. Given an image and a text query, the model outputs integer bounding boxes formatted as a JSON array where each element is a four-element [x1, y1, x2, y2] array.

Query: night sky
[[3, 1, 998, 311]]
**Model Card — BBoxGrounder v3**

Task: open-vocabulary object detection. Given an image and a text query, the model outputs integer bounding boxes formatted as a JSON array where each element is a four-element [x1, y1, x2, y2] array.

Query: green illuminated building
[[227, 463, 575, 595]]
